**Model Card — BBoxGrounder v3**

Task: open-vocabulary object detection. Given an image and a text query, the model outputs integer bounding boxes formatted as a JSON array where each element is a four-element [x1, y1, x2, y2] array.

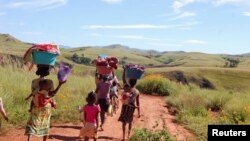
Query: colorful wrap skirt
[[25, 104, 52, 137]]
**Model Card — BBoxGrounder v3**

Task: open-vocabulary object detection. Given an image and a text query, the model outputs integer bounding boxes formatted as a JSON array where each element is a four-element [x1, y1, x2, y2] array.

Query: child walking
[[119, 76, 140, 141], [79, 91, 100, 141]]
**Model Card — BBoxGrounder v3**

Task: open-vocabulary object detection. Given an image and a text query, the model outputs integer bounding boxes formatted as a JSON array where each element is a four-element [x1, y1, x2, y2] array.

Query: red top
[[83, 104, 101, 123]]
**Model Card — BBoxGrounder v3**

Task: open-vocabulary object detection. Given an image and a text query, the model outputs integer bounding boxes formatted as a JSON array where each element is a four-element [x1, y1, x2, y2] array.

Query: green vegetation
[[137, 68, 250, 140], [137, 74, 176, 96], [223, 57, 240, 68], [129, 128, 176, 141], [70, 53, 92, 65]]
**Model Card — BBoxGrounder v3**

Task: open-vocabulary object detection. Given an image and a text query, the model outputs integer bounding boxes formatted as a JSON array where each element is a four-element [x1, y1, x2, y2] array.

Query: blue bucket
[[32, 51, 58, 66], [125, 69, 144, 79], [98, 54, 108, 59]]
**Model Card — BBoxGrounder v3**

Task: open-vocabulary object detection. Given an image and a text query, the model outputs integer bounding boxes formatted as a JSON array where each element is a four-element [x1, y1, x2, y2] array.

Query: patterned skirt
[[118, 104, 135, 123], [25, 104, 52, 137], [79, 122, 97, 139]]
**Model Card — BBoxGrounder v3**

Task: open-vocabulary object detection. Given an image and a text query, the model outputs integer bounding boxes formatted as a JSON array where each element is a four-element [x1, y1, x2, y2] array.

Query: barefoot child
[[119, 79, 140, 141], [79, 91, 100, 141]]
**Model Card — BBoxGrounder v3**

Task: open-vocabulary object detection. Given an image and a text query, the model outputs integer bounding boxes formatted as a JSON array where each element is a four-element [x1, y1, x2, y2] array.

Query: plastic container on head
[[32, 51, 58, 66]]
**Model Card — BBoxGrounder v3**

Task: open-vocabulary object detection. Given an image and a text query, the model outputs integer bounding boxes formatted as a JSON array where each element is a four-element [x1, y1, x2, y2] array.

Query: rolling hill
[[0, 33, 250, 68]]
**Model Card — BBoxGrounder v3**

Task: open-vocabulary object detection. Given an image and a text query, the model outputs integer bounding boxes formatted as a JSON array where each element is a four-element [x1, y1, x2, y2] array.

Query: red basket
[[96, 66, 113, 75]]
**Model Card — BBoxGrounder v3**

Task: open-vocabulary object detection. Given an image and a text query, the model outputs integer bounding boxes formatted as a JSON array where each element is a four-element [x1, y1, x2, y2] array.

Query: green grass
[[0, 65, 95, 132], [129, 128, 176, 141], [65, 46, 162, 66], [166, 84, 250, 140], [137, 74, 177, 96], [147, 67, 250, 93], [136, 70, 250, 140]]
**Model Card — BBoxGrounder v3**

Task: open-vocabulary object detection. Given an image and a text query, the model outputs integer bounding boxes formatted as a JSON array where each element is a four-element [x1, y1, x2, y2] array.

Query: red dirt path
[[0, 95, 195, 141]]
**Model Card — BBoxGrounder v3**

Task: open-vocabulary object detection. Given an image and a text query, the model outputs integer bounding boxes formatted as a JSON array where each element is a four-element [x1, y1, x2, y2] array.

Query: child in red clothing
[[33, 80, 58, 108], [79, 91, 100, 141]]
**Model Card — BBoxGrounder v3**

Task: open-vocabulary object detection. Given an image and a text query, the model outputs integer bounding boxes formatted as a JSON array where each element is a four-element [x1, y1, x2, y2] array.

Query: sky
[[0, 0, 250, 54]]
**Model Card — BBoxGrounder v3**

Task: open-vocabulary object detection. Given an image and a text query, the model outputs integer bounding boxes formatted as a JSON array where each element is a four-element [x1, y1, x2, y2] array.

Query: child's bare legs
[[122, 122, 127, 141], [100, 111, 105, 130], [43, 135, 48, 141], [128, 122, 132, 139], [27, 135, 32, 141], [29, 102, 34, 112], [84, 137, 89, 141]]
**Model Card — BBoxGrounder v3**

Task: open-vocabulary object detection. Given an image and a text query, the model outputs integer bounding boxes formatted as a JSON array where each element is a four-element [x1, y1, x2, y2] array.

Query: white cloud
[[172, 0, 250, 11], [22, 31, 42, 35], [88, 33, 162, 41], [172, 0, 203, 12], [117, 35, 162, 41], [81, 22, 199, 30], [212, 0, 250, 6], [6, 0, 67, 10], [243, 12, 250, 16], [185, 39, 208, 45], [102, 0, 123, 4], [171, 11, 197, 20], [0, 12, 6, 16]]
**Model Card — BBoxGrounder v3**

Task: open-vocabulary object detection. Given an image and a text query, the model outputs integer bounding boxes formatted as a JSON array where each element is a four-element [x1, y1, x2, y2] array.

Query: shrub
[[205, 91, 232, 111], [129, 128, 176, 141], [137, 74, 177, 96], [223, 98, 250, 124]]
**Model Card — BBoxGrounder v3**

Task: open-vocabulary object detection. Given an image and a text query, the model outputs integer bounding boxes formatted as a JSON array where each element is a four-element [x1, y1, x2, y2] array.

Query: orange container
[[96, 66, 113, 75]]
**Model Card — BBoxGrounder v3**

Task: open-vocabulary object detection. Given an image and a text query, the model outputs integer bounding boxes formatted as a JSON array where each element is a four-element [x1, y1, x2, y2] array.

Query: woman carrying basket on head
[[118, 66, 142, 141]]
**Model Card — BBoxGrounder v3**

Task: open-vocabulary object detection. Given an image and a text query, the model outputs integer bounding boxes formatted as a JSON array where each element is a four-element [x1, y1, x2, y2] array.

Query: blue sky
[[0, 0, 250, 54]]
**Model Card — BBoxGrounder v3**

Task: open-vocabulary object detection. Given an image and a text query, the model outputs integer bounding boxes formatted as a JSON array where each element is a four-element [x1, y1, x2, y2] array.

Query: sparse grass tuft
[[129, 128, 176, 141]]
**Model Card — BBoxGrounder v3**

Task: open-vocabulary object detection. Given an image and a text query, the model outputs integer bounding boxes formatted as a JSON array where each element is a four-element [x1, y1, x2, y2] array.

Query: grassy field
[[137, 68, 250, 140]]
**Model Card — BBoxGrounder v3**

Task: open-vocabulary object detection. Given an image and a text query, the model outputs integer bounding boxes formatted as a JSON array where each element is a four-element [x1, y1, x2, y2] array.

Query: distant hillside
[[0, 33, 250, 68], [0, 33, 30, 56]]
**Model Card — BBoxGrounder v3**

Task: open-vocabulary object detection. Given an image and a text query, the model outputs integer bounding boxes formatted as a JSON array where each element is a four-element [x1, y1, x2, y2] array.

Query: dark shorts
[[98, 99, 110, 112]]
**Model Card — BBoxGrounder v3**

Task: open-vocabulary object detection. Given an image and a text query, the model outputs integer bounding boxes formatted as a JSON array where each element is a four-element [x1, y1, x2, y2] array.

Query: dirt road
[[0, 95, 195, 141]]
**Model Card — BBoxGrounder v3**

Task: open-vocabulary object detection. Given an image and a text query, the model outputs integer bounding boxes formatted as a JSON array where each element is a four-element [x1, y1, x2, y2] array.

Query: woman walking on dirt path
[[24, 65, 65, 141], [25, 79, 65, 141], [95, 75, 113, 131], [119, 69, 141, 141]]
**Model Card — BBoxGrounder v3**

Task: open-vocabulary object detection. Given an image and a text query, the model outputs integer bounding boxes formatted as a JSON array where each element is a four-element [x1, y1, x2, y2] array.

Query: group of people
[[0, 64, 140, 141], [80, 68, 141, 141]]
